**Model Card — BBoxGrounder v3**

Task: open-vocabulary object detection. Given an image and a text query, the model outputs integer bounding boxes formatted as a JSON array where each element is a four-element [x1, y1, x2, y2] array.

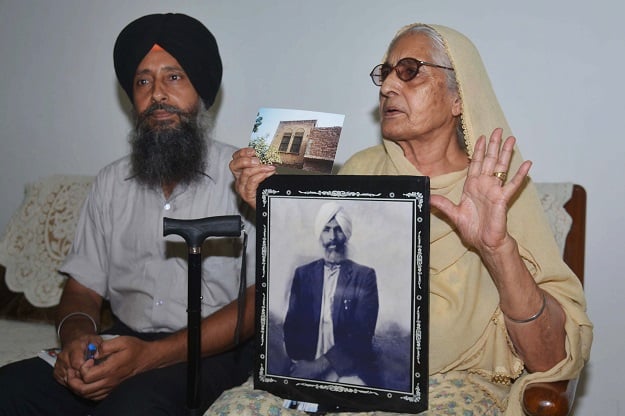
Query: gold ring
[[493, 171, 507, 182]]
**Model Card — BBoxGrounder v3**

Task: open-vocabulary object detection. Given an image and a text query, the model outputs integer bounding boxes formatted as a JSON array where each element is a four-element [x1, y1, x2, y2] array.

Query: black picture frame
[[254, 175, 429, 414]]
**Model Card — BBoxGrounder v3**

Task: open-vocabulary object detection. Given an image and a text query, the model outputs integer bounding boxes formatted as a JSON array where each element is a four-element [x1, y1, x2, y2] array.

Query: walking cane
[[163, 215, 247, 416]]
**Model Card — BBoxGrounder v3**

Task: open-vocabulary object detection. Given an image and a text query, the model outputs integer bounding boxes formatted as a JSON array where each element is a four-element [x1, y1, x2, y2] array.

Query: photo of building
[[270, 119, 342, 173], [249, 108, 344, 175]]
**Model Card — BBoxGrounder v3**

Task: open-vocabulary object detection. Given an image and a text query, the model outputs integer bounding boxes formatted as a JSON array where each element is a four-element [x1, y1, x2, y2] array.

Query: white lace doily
[[0, 175, 93, 307], [534, 182, 573, 256]]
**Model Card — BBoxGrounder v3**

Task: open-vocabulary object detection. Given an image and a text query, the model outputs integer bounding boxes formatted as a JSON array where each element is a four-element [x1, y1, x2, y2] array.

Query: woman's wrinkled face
[[379, 33, 461, 143]]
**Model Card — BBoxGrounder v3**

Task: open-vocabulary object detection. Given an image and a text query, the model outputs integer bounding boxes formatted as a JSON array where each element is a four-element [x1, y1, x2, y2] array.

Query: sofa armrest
[[523, 379, 578, 416], [0, 264, 57, 323], [0, 264, 113, 329]]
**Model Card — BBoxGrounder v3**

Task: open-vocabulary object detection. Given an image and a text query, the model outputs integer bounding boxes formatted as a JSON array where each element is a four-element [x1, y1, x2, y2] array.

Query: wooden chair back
[[523, 183, 586, 416], [562, 184, 586, 285]]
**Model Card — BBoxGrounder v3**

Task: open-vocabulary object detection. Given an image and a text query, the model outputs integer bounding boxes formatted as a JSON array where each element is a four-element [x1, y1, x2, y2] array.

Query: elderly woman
[[215, 23, 592, 415]]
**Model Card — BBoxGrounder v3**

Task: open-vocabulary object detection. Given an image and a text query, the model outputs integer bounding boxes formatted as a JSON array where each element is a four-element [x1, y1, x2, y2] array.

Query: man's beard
[[323, 240, 347, 264], [129, 102, 208, 189]]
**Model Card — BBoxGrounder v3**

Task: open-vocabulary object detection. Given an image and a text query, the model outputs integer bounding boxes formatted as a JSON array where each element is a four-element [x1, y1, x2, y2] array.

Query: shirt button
[[164, 203, 171, 211], [156, 299, 164, 306]]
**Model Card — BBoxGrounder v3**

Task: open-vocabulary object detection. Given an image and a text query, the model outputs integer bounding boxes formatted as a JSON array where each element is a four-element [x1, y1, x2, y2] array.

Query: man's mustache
[[324, 240, 346, 250], [141, 103, 185, 118]]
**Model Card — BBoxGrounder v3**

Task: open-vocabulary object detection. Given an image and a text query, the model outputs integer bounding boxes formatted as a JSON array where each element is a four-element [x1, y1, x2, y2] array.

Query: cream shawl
[[339, 24, 592, 414]]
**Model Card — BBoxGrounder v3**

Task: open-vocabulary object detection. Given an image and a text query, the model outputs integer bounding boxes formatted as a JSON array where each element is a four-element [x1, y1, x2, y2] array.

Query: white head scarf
[[314, 202, 352, 241]]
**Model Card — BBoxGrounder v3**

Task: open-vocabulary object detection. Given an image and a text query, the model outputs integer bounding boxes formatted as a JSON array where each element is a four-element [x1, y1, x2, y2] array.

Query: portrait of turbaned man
[[254, 174, 430, 413]]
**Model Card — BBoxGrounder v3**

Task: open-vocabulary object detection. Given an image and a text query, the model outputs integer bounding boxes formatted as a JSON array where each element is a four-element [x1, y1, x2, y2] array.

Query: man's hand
[[60, 336, 153, 401], [53, 334, 102, 389], [289, 356, 331, 379]]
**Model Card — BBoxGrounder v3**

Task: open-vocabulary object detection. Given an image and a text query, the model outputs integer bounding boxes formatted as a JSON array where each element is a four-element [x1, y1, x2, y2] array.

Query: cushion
[[0, 175, 94, 321], [0, 319, 58, 366]]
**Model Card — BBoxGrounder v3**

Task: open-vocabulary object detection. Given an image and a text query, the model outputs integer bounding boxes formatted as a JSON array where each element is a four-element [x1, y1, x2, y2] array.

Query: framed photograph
[[254, 174, 429, 414]]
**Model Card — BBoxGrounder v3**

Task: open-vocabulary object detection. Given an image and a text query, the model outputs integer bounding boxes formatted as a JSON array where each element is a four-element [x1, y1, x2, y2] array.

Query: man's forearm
[[56, 277, 103, 346], [145, 285, 256, 370]]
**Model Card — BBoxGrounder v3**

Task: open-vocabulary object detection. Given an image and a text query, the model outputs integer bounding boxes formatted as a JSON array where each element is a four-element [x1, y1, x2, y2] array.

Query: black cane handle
[[163, 215, 242, 247]]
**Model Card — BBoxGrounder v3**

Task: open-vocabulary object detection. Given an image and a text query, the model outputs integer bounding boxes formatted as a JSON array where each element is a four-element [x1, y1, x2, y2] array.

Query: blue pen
[[85, 343, 97, 361]]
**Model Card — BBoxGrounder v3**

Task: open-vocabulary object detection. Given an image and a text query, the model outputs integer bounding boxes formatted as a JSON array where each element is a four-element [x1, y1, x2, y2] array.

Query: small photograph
[[248, 108, 345, 174]]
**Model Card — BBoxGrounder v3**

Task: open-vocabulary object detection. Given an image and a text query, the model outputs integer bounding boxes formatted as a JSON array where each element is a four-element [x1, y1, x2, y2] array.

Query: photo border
[[254, 175, 430, 414]]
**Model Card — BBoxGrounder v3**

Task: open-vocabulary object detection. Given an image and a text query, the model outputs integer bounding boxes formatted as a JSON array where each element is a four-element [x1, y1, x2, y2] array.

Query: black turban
[[113, 13, 222, 107]]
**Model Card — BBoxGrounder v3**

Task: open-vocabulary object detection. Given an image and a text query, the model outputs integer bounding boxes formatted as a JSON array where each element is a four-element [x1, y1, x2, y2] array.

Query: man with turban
[[282, 202, 379, 386], [0, 13, 256, 415]]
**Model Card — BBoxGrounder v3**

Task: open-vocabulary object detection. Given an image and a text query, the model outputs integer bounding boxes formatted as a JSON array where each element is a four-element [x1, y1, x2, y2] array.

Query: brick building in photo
[[269, 119, 342, 174]]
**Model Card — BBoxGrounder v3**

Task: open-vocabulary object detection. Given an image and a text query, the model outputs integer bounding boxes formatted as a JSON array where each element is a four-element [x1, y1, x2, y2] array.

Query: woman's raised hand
[[229, 147, 277, 210], [430, 128, 532, 253]]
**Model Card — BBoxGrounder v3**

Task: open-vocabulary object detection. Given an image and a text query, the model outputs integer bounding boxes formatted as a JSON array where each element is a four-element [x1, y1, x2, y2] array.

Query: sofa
[[0, 174, 579, 412], [0, 175, 94, 366]]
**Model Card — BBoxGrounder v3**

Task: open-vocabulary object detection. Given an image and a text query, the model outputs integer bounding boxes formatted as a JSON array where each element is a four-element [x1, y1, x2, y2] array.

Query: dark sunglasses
[[369, 57, 454, 86]]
